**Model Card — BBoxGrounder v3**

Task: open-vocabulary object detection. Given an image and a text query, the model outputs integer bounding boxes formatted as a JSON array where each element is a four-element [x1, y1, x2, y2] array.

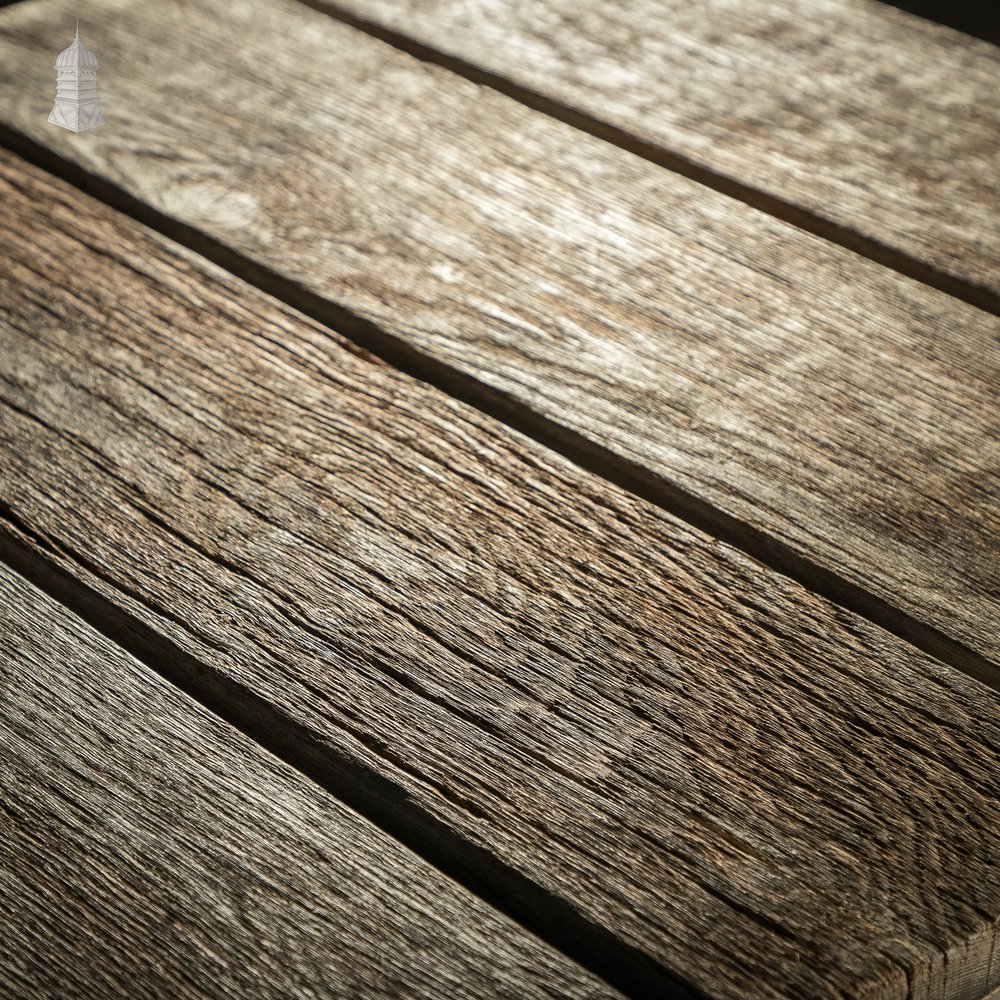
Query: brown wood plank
[[2, 149, 999, 1000], [0, 562, 620, 1000], [323, 0, 1000, 304], [1, 0, 996, 674]]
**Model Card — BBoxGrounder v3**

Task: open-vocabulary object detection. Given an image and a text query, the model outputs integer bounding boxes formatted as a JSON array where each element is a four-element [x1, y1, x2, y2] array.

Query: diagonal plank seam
[[294, 0, 1000, 318], [0, 505, 703, 1000], [2, 124, 996, 694]]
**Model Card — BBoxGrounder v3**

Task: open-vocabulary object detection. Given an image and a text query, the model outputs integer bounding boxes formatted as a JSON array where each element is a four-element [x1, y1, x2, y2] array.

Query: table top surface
[[0, 1, 997, 998]]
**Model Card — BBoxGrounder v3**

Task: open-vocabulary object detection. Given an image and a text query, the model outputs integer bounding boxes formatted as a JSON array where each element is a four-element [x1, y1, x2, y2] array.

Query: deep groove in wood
[[294, 0, 1000, 318], [0, 509, 703, 1000], [2, 123, 995, 695]]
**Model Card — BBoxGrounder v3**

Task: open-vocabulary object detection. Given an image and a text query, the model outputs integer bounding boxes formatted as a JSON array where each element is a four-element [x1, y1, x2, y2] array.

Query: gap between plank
[[2, 123, 997, 698], [0, 509, 703, 1000], [297, 0, 1000, 318]]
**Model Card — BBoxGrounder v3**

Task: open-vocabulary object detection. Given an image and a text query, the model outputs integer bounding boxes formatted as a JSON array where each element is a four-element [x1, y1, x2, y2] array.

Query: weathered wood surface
[[327, 0, 1000, 303], [1, 0, 997, 672], [3, 150, 1000, 1000], [0, 563, 619, 1000]]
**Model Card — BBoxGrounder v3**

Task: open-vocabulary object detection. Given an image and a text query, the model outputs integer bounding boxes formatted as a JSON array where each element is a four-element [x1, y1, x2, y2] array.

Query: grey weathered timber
[[0, 562, 620, 1000], [0, 0, 996, 672], [324, 0, 1000, 302], [2, 150, 999, 1000]]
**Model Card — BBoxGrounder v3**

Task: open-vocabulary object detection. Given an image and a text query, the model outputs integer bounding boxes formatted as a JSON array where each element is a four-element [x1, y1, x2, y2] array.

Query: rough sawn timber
[[2, 149, 999, 1000], [324, 0, 1000, 303], [0, 0, 997, 672], [0, 561, 620, 1000]]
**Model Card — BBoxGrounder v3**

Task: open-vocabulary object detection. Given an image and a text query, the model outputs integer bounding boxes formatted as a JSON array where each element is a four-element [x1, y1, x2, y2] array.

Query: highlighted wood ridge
[[2, 150, 998, 1000], [0, 564, 621, 1000], [0, 0, 995, 677], [318, 0, 1000, 307]]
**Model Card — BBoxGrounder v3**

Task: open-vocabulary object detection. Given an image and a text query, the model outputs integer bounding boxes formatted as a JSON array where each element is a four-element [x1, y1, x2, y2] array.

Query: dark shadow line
[[296, 0, 999, 317], [2, 121, 996, 694], [0, 510, 704, 1000]]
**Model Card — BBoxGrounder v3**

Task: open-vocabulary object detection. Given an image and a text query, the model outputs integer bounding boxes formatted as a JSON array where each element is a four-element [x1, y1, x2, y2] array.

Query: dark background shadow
[[881, 0, 1000, 44]]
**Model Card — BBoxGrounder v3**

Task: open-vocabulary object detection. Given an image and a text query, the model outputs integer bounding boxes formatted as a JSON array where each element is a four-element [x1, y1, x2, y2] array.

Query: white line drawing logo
[[49, 18, 105, 132]]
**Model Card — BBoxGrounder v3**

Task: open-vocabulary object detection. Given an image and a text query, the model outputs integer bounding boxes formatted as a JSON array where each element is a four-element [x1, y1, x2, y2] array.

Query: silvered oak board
[[0, 0, 996, 673], [329, 0, 1000, 301], [2, 149, 999, 1000]]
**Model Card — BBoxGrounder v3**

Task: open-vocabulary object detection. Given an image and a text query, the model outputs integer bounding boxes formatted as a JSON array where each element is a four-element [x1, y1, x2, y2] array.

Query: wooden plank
[[321, 0, 1000, 304], [0, 564, 621, 1000], [1, 0, 996, 673], [2, 150, 999, 1000]]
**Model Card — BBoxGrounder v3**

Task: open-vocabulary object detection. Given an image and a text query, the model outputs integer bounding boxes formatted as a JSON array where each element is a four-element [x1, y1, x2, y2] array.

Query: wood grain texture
[[3, 150, 1000, 1000], [322, 0, 1000, 301], [0, 564, 620, 1000], [1, 0, 997, 671]]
